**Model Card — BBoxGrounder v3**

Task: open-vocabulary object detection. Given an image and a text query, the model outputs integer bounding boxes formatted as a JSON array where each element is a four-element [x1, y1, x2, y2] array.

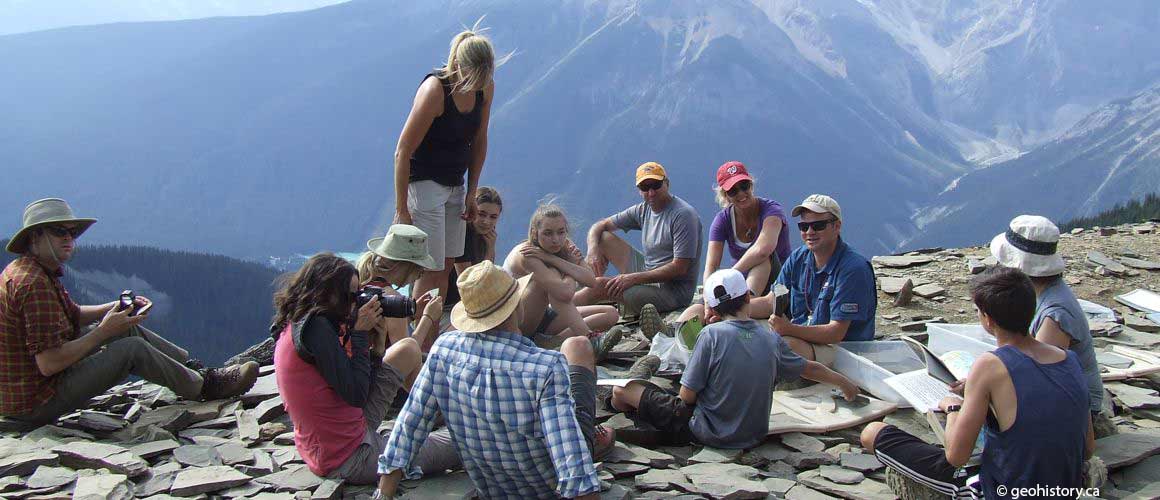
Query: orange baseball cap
[[635, 162, 667, 185]]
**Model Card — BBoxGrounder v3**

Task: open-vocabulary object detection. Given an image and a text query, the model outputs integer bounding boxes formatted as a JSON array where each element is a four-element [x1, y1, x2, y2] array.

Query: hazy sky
[[0, 0, 351, 36]]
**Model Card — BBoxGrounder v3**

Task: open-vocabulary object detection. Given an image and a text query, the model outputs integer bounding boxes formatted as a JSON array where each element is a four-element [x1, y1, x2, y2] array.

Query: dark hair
[[272, 253, 358, 331], [475, 186, 503, 209], [708, 288, 748, 317], [970, 266, 1036, 335]]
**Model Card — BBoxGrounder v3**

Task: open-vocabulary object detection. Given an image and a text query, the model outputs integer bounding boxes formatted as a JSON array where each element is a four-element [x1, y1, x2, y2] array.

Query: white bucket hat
[[990, 215, 1066, 277]]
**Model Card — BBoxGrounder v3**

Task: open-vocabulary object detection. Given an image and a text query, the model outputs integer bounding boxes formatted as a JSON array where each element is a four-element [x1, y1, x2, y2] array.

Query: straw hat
[[367, 225, 437, 270], [7, 198, 97, 254], [990, 215, 1066, 277], [451, 261, 530, 333]]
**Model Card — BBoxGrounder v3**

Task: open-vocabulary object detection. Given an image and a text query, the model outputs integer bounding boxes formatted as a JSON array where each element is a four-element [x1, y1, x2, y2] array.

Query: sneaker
[[199, 361, 259, 401], [627, 355, 661, 380], [592, 425, 617, 462], [592, 325, 627, 362], [639, 304, 664, 341]]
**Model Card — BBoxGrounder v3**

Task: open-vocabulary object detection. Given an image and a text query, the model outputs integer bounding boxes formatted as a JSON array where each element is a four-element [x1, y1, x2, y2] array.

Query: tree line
[[1061, 193, 1160, 231], [0, 241, 281, 364]]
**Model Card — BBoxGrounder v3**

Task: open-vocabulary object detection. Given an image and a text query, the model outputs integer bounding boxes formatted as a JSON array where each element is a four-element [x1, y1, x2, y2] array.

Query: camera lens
[[379, 295, 416, 318]]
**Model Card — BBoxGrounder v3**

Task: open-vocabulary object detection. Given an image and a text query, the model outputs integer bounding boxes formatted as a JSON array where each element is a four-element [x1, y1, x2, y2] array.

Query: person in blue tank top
[[393, 21, 501, 351], [860, 266, 1093, 499]]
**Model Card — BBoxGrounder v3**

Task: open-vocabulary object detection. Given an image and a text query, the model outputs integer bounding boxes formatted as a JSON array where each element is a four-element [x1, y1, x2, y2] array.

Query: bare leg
[[744, 258, 772, 296], [414, 258, 454, 351], [610, 381, 649, 412], [748, 293, 774, 320], [518, 278, 554, 335], [580, 305, 618, 332], [576, 231, 637, 306], [783, 336, 817, 361], [382, 338, 423, 391], [860, 421, 889, 452], [676, 303, 705, 323]]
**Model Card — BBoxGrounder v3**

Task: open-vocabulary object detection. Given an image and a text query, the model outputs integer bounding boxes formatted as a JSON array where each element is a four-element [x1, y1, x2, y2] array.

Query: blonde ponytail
[[438, 18, 507, 93]]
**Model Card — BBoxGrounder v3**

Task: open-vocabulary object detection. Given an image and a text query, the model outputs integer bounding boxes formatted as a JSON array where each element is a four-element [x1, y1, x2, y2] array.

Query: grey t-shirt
[[681, 319, 806, 449], [1031, 279, 1104, 412], [609, 195, 702, 300]]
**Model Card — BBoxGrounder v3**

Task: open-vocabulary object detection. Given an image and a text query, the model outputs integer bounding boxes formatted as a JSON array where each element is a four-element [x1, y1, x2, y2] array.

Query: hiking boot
[[639, 304, 664, 341], [592, 425, 617, 462], [183, 358, 205, 371], [592, 325, 627, 362], [200, 361, 259, 401], [627, 355, 661, 380]]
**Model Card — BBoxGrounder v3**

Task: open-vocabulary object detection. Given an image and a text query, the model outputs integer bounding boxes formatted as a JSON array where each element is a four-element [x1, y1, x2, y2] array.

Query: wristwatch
[[944, 404, 962, 413]]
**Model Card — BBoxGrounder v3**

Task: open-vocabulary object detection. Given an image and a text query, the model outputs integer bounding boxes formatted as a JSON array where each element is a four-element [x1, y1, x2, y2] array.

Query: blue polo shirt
[[775, 239, 877, 341]]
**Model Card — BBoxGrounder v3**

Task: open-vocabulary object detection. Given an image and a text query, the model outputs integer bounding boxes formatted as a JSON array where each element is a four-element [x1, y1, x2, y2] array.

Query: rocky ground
[[1, 221, 1159, 499]]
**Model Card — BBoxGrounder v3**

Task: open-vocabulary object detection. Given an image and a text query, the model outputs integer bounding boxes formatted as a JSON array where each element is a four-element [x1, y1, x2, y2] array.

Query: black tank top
[[409, 72, 484, 187]]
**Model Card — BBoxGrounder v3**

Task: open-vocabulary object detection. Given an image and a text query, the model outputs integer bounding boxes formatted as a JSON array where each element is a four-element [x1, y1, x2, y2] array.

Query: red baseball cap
[[716, 161, 753, 191]]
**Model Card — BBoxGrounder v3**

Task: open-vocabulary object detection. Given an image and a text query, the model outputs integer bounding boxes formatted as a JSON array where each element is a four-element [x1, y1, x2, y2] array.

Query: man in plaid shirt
[[0, 198, 259, 425], [377, 261, 615, 499]]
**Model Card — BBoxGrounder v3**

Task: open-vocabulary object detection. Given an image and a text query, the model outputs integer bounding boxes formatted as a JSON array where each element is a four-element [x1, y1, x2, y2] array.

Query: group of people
[[0, 26, 1110, 500]]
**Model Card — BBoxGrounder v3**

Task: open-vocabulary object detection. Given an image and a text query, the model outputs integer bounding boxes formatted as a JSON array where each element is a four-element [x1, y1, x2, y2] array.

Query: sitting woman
[[503, 204, 620, 349], [272, 252, 456, 484], [677, 161, 790, 324], [443, 186, 503, 312], [356, 225, 442, 351]]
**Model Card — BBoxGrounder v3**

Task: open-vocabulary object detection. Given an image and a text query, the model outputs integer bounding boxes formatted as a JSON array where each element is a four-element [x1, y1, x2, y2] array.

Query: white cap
[[704, 269, 749, 308], [791, 194, 842, 221]]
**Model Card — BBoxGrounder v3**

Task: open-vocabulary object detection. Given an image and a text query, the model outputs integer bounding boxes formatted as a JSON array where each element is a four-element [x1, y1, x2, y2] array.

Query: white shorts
[[407, 180, 466, 272]]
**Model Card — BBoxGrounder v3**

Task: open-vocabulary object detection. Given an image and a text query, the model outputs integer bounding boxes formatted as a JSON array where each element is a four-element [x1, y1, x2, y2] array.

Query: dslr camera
[[356, 285, 415, 318]]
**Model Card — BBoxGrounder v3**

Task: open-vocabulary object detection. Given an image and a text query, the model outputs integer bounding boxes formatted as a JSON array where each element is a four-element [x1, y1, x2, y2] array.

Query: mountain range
[[1, 0, 1157, 260]]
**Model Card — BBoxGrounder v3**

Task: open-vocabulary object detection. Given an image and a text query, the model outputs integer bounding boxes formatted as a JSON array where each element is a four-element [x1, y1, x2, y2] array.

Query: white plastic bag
[[648, 333, 690, 373]]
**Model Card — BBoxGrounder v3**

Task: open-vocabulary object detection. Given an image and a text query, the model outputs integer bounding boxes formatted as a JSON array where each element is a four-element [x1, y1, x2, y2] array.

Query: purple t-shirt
[[709, 197, 791, 263]]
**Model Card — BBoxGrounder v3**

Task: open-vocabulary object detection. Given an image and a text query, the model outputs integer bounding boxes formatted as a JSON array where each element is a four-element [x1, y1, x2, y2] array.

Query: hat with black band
[[990, 215, 1066, 277]]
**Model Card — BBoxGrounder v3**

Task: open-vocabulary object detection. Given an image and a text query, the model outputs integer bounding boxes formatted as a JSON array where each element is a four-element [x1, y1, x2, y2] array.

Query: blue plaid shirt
[[379, 330, 598, 499]]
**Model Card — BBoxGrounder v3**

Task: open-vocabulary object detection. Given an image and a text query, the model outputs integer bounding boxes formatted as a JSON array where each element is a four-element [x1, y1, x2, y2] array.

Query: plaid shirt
[[0, 256, 80, 415], [379, 330, 598, 499]]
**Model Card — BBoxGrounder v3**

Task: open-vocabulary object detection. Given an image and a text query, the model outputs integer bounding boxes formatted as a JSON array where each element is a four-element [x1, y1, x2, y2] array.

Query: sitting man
[[378, 261, 614, 499], [0, 198, 258, 426], [577, 162, 702, 321], [861, 266, 1093, 499], [611, 269, 858, 449], [768, 194, 876, 364]]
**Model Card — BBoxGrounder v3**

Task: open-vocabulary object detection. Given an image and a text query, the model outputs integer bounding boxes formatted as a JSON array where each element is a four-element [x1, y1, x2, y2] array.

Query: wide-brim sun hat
[[367, 224, 438, 270], [7, 198, 97, 254], [451, 260, 531, 333], [990, 215, 1066, 277]]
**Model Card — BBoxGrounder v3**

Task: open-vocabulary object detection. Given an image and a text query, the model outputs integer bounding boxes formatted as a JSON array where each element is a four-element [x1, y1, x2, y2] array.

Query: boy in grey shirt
[[578, 162, 702, 315], [610, 269, 858, 448]]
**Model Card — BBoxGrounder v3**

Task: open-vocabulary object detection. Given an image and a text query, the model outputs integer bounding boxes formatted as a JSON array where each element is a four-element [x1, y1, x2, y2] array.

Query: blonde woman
[[356, 225, 443, 352], [394, 22, 500, 306], [503, 204, 622, 355]]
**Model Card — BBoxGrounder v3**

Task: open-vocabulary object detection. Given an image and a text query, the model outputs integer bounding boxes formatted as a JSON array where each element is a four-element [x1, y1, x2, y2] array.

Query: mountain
[[0, 0, 351, 36], [0, 0, 1156, 259], [906, 86, 1160, 248], [0, 242, 280, 365]]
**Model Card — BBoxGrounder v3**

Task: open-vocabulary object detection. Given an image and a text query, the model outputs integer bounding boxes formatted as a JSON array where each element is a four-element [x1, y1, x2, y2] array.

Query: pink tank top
[[273, 324, 366, 476]]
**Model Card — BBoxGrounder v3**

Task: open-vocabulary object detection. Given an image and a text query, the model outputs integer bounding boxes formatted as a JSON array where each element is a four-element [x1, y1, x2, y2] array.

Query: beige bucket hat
[[7, 198, 97, 254], [451, 261, 531, 333], [367, 224, 438, 270]]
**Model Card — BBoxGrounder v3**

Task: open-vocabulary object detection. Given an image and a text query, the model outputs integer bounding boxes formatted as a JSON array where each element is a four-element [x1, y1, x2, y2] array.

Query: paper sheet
[[883, 369, 952, 413], [1116, 289, 1160, 314]]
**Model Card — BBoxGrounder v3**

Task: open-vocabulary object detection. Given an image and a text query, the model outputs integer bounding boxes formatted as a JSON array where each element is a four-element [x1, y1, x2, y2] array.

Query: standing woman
[[394, 23, 499, 315]]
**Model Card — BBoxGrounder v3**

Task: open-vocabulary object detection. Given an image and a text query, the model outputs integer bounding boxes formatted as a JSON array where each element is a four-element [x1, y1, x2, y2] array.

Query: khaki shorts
[[407, 180, 466, 272]]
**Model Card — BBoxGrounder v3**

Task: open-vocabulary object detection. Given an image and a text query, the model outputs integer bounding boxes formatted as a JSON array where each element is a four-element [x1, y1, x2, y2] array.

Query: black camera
[[356, 286, 415, 318], [117, 290, 151, 316]]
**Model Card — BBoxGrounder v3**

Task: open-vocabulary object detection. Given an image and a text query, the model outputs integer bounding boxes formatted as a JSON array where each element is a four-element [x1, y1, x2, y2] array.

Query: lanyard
[[804, 248, 843, 326]]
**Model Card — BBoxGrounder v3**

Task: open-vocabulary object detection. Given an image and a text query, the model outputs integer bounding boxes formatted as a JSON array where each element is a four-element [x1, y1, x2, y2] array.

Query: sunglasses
[[725, 180, 752, 197], [42, 225, 82, 238], [797, 218, 837, 232], [637, 180, 664, 192]]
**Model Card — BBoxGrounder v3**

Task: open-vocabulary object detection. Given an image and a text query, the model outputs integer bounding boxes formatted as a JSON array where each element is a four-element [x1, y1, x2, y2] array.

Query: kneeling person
[[768, 194, 876, 365], [0, 198, 258, 426], [612, 269, 858, 449], [861, 267, 1092, 499]]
